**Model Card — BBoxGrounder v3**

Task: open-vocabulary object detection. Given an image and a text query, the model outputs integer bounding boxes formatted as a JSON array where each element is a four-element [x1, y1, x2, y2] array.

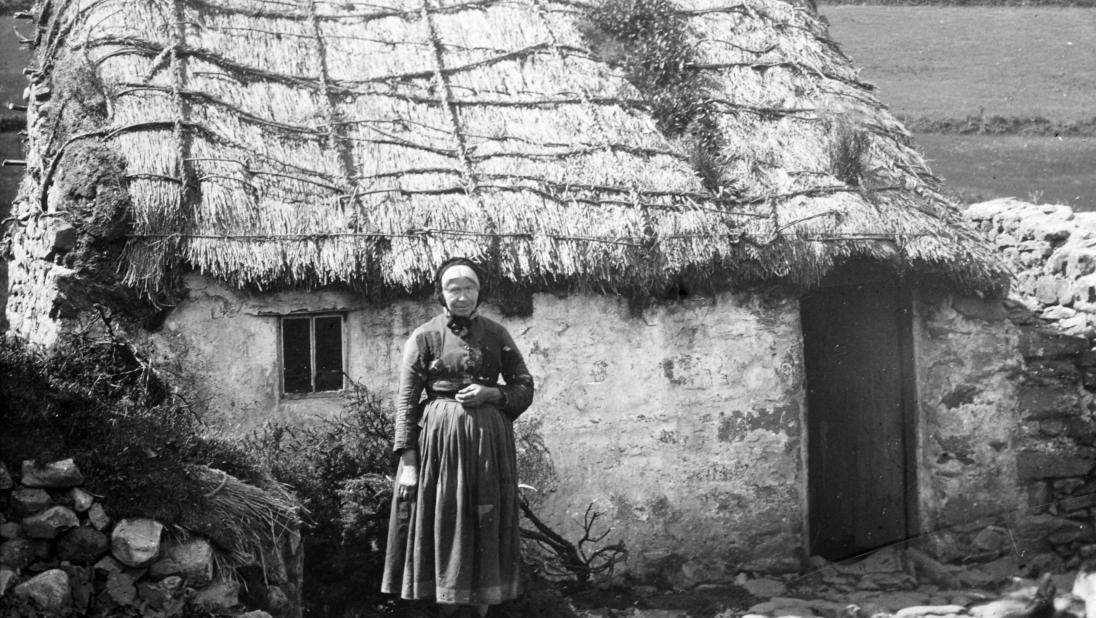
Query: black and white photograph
[[0, 0, 1094, 616]]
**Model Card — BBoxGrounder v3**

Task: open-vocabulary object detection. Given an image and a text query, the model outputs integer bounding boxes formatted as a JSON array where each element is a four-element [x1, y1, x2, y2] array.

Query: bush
[[239, 383, 408, 617], [0, 329, 300, 617], [0, 330, 270, 524], [240, 385, 606, 617]]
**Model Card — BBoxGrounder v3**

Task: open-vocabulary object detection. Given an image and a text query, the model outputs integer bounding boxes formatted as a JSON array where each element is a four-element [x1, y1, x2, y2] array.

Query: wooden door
[[801, 278, 916, 561]]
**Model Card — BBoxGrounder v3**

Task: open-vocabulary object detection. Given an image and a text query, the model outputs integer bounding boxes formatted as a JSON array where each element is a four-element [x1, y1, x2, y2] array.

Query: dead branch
[[519, 497, 627, 586]]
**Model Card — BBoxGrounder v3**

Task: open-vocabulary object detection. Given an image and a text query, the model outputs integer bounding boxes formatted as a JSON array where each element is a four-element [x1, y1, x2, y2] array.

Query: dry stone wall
[[967, 198, 1096, 339], [0, 458, 302, 618], [962, 198, 1096, 571]]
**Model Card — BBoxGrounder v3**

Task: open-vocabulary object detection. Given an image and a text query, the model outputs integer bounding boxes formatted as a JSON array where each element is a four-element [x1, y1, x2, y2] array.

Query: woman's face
[[442, 277, 479, 317]]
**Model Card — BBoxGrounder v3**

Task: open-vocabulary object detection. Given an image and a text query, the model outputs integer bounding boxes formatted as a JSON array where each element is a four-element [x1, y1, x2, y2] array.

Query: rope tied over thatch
[[420, 0, 479, 198], [18, 0, 1010, 298]]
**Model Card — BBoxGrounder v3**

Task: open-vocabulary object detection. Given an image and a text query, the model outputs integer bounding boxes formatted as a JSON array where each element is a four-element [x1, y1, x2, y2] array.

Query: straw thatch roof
[[24, 0, 1009, 298]]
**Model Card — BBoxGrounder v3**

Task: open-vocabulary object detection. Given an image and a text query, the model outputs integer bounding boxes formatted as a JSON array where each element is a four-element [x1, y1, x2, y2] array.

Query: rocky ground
[[565, 547, 1089, 618]]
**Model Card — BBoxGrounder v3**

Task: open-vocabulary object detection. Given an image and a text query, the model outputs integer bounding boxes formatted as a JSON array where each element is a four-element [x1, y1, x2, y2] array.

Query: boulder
[[1060, 488, 1096, 511], [111, 518, 162, 566], [1, 538, 37, 570], [138, 574, 185, 609], [12, 568, 72, 614], [92, 555, 124, 576], [0, 567, 17, 597], [190, 580, 240, 612], [150, 537, 214, 586], [1017, 384, 1083, 420], [906, 548, 954, 587], [22, 506, 79, 539], [239, 611, 275, 618], [1018, 327, 1089, 360], [10, 487, 52, 516], [0, 462, 12, 490], [87, 503, 111, 530], [971, 598, 1027, 618], [1049, 520, 1093, 545], [21, 459, 84, 488], [69, 488, 95, 512], [57, 527, 110, 565], [0, 522, 21, 540], [60, 563, 93, 614], [972, 527, 1008, 552], [1016, 450, 1094, 480], [105, 569, 139, 607], [740, 576, 788, 598]]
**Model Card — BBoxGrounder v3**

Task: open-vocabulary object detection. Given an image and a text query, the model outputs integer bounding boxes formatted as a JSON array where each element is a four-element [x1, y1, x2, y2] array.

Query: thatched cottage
[[8, 0, 1068, 582]]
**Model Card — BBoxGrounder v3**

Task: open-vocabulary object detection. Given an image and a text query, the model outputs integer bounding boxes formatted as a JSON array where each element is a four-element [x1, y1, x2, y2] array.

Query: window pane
[[313, 316, 343, 392], [282, 318, 312, 394]]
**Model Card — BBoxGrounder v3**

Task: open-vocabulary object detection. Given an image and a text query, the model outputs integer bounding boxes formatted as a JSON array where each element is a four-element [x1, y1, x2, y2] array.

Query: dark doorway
[[801, 272, 917, 561]]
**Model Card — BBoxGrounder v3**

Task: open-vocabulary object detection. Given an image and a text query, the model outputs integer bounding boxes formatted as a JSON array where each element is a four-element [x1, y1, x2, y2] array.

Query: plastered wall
[[912, 290, 1028, 559], [135, 278, 810, 580]]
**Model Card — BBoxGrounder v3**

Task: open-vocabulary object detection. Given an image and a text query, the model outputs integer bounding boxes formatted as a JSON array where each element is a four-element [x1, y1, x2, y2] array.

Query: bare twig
[[519, 497, 627, 585]]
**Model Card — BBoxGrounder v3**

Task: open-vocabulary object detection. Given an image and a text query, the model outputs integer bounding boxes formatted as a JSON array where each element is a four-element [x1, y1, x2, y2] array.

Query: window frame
[[278, 312, 348, 399]]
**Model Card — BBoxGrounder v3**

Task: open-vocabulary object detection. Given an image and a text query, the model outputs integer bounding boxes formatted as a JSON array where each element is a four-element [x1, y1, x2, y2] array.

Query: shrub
[[0, 330, 270, 524], [239, 383, 409, 617], [0, 329, 300, 617], [240, 384, 621, 617]]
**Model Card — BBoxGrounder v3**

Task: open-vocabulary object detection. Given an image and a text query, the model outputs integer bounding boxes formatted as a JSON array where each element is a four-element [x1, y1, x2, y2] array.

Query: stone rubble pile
[[0, 458, 297, 617]]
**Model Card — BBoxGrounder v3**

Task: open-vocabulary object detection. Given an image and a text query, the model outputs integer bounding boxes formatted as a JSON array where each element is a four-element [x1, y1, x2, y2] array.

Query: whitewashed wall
[[136, 277, 810, 580], [912, 290, 1027, 560], [8, 259, 1044, 577]]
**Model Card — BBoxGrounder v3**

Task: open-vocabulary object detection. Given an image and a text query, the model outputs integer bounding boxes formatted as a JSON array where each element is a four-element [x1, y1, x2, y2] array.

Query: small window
[[281, 314, 345, 395]]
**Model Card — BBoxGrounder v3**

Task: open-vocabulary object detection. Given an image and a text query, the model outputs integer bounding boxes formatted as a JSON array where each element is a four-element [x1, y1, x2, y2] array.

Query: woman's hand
[[397, 450, 418, 502], [456, 384, 502, 407]]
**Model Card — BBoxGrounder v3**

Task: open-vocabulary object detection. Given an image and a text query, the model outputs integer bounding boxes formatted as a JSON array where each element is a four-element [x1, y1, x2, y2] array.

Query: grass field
[[917, 134, 1096, 209], [821, 6, 1096, 122], [823, 5, 1096, 210]]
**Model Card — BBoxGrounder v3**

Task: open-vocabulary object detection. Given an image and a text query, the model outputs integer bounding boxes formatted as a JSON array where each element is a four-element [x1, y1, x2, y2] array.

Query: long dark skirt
[[381, 399, 522, 605]]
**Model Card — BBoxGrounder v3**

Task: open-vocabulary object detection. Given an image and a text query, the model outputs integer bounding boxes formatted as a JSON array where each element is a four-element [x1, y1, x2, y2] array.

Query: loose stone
[[190, 579, 240, 612], [0, 566, 17, 597], [0, 522, 21, 540], [110, 518, 163, 567], [22, 506, 80, 539], [87, 502, 111, 530], [20, 459, 85, 488], [57, 527, 110, 565], [12, 568, 72, 614], [1, 538, 38, 570], [10, 487, 52, 516], [70, 488, 95, 512], [149, 537, 214, 587]]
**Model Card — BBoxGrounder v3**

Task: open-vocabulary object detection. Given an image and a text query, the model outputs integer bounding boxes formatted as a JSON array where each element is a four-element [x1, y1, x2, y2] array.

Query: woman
[[382, 258, 535, 617]]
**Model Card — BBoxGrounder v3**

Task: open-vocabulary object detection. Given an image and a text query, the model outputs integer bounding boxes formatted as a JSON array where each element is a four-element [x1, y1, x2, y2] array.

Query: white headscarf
[[440, 264, 480, 289]]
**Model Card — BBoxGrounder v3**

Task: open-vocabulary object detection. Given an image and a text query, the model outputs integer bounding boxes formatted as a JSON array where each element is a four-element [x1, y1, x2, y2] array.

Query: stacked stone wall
[[965, 198, 1096, 570], [1008, 318, 1096, 570], [0, 459, 302, 618], [967, 198, 1096, 339]]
